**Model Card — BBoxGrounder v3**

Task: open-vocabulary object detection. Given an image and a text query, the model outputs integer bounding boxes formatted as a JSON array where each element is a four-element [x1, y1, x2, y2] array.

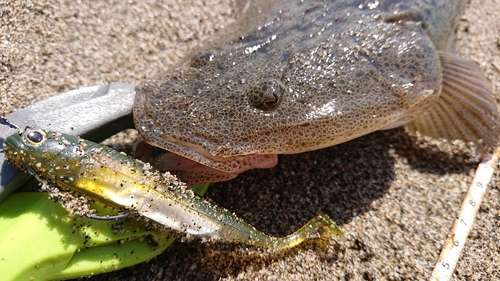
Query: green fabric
[[0, 192, 172, 280], [0, 183, 209, 281]]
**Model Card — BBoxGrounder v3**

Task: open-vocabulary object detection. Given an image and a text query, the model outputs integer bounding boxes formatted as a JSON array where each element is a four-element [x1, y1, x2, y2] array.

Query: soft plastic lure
[[2, 123, 344, 249]]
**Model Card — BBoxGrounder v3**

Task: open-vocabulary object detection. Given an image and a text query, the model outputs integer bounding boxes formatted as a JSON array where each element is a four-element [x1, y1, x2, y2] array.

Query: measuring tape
[[430, 147, 500, 281]]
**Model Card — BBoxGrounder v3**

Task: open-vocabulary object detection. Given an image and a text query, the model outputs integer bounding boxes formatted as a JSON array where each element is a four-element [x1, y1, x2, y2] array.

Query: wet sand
[[2, 0, 499, 280]]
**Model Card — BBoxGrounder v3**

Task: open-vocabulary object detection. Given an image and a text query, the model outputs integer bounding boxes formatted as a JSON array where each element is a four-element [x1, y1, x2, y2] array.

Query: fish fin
[[234, 0, 251, 16], [234, 0, 278, 18], [405, 52, 500, 147]]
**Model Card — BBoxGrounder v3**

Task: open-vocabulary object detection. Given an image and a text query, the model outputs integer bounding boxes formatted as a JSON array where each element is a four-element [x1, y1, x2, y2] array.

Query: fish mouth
[[134, 140, 278, 185]]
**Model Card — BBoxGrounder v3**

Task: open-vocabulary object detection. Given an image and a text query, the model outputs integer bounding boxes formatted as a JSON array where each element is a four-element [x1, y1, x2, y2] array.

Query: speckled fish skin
[[134, 0, 495, 184]]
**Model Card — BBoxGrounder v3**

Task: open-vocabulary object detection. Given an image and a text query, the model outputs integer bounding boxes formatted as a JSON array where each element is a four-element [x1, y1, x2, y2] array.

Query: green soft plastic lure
[[3, 126, 344, 249]]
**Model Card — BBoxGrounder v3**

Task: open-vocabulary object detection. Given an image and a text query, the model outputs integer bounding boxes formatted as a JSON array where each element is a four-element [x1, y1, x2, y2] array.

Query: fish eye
[[24, 129, 46, 146], [247, 79, 284, 111], [265, 93, 280, 107]]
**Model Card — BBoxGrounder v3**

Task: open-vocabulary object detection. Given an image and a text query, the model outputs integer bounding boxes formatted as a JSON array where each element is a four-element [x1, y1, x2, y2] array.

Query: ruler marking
[[430, 147, 499, 281]]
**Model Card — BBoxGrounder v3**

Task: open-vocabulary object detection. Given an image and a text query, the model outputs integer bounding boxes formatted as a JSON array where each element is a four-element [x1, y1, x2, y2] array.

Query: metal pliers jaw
[[0, 83, 183, 280]]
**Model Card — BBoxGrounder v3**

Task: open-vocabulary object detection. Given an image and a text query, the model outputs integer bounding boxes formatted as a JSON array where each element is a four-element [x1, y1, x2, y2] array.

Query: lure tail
[[240, 213, 345, 249], [184, 194, 344, 249]]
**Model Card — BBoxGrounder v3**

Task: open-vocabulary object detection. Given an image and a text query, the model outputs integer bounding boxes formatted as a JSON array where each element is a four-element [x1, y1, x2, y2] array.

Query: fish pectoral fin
[[405, 51, 500, 147]]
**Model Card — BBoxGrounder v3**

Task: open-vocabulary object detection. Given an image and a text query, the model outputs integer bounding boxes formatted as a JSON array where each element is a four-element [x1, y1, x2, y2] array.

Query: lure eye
[[24, 129, 46, 146]]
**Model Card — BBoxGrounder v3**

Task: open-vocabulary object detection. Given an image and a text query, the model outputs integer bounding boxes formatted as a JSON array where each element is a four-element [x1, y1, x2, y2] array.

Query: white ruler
[[430, 147, 500, 281]]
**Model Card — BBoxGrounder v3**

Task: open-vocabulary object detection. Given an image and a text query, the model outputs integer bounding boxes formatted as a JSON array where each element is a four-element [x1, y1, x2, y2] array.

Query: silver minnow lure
[[2, 127, 344, 249]]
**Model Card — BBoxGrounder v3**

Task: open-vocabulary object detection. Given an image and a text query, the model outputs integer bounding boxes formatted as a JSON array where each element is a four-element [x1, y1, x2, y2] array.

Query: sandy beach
[[2, 0, 499, 280]]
